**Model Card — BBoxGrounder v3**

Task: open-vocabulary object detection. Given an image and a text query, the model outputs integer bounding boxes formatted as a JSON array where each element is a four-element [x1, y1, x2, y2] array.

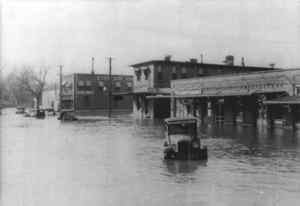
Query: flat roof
[[74, 73, 132, 77], [130, 60, 278, 71], [171, 68, 300, 83]]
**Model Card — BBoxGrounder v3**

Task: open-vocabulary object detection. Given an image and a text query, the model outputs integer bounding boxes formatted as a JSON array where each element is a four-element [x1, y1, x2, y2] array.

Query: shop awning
[[173, 93, 251, 98], [112, 92, 132, 95], [172, 90, 286, 99], [146, 95, 171, 99], [264, 96, 300, 104]]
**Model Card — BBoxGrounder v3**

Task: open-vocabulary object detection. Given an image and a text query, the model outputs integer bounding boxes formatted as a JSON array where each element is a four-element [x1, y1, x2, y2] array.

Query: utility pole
[[59, 65, 63, 113], [91, 57, 95, 74], [108, 57, 112, 118]]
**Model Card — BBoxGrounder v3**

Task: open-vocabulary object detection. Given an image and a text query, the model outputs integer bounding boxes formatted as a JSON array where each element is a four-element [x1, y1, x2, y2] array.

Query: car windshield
[[168, 134, 191, 144], [167, 123, 196, 136]]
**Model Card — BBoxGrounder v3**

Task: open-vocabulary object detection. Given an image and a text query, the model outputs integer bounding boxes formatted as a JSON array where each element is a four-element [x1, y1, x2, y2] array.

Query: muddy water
[[1, 108, 300, 206]]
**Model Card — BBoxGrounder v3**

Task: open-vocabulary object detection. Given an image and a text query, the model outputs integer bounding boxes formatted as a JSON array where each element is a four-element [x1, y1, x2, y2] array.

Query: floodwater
[[1, 108, 300, 206]]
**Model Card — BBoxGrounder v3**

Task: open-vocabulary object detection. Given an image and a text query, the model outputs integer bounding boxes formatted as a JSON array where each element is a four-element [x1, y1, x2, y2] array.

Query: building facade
[[60, 73, 133, 116], [171, 69, 300, 129], [42, 86, 59, 111], [131, 56, 276, 119]]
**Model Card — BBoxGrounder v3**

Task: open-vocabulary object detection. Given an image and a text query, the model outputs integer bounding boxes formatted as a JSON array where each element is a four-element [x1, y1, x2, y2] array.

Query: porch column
[[170, 95, 177, 118], [266, 105, 275, 128], [206, 99, 214, 123], [283, 105, 295, 129], [243, 96, 258, 126], [224, 97, 236, 124]]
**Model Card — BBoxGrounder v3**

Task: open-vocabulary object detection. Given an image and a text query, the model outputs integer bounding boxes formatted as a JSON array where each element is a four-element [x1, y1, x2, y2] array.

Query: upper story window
[[143, 68, 151, 80], [172, 66, 176, 73], [297, 87, 300, 96], [78, 80, 84, 86], [115, 81, 121, 91], [197, 68, 204, 76], [157, 65, 162, 73], [135, 69, 141, 81], [127, 82, 133, 88], [181, 67, 187, 78], [115, 81, 121, 88], [171, 66, 177, 80], [157, 65, 163, 80], [98, 81, 104, 87], [86, 80, 92, 86]]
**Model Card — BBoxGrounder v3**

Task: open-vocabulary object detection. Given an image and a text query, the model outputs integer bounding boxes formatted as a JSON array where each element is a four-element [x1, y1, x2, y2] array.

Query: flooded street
[[1, 108, 300, 206]]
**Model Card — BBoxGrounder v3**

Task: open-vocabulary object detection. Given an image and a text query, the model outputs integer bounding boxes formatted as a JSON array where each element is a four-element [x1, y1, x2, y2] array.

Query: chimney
[[269, 63, 275, 68], [224, 55, 234, 66], [190, 58, 198, 63], [164, 55, 172, 61]]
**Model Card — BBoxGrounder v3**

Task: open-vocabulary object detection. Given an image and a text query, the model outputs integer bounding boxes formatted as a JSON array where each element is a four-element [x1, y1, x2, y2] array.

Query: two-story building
[[60, 73, 133, 118], [130, 55, 275, 119]]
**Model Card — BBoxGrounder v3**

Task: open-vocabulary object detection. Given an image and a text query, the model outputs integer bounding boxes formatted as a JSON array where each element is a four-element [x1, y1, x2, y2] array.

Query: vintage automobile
[[36, 109, 45, 119], [24, 108, 45, 119], [16, 107, 25, 114], [163, 117, 208, 161]]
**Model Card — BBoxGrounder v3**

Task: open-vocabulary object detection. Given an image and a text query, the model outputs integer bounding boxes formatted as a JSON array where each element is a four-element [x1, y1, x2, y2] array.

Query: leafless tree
[[5, 71, 32, 106], [18, 66, 49, 110]]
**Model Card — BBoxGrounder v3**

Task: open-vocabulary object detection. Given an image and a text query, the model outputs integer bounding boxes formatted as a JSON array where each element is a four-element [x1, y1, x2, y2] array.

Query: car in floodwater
[[16, 107, 25, 114], [24, 108, 45, 119], [24, 108, 36, 117], [163, 117, 208, 161]]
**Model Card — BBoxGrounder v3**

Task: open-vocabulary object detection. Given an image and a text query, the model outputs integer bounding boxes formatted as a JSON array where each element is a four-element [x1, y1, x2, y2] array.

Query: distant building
[[130, 56, 276, 119], [42, 86, 59, 111], [60, 73, 133, 117]]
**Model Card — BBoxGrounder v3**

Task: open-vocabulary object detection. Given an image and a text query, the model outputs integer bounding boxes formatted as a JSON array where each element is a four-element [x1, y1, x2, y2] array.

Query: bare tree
[[5, 71, 32, 106], [18, 66, 49, 110]]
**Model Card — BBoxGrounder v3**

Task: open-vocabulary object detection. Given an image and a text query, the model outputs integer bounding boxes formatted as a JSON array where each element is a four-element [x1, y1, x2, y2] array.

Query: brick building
[[60, 73, 133, 117], [130, 56, 275, 119]]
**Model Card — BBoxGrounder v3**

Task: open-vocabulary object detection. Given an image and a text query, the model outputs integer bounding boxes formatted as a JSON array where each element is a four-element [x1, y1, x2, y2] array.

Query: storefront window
[[86, 80, 91, 86], [78, 80, 84, 86], [127, 82, 132, 88]]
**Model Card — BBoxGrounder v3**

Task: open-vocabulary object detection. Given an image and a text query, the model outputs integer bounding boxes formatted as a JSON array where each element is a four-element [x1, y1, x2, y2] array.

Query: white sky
[[2, 0, 300, 79]]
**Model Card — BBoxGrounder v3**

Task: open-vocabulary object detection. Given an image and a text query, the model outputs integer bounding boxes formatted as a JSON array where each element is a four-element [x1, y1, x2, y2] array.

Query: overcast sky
[[2, 0, 300, 79]]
